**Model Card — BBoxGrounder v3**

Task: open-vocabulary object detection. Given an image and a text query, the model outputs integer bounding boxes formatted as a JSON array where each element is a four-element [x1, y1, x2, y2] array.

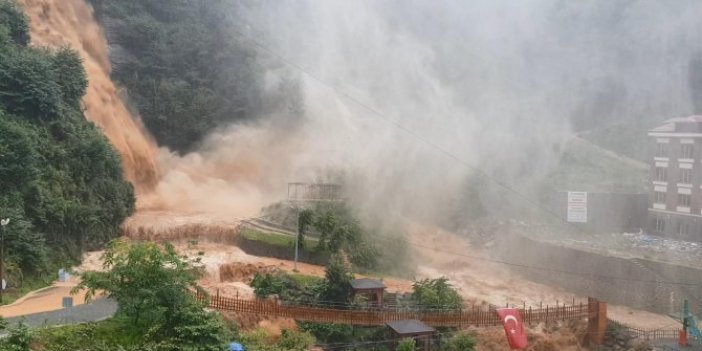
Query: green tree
[[297, 209, 314, 250], [148, 302, 228, 351], [411, 277, 463, 310], [87, 0, 265, 153], [74, 240, 201, 326], [397, 338, 416, 351], [314, 210, 336, 251], [250, 272, 286, 298], [0, 0, 134, 284], [0, 0, 29, 46], [74, 240, 228, 351], [320, 254, 353, 305]]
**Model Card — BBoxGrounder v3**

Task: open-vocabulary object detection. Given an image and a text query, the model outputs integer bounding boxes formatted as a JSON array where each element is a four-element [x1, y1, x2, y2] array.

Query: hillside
[[87, 0, 267, 153], [0, 0, 134, 292], [578, 115, 668, 163], [544, 136, 648, 194]]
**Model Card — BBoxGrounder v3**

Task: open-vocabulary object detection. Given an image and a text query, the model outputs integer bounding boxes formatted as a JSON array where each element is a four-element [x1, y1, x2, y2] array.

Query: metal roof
[[350, 278, 386, 290], [386, 319, 435, 335]]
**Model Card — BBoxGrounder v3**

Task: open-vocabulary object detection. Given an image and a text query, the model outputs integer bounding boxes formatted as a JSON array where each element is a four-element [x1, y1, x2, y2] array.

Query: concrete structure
[[350, 278, 385, 308], [386, 319, 436, 351], [648, 116, 702, 241], [587, 298, 608, 346]]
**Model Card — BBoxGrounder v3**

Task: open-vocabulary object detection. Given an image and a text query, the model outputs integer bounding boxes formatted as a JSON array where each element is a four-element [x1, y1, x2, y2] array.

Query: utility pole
[[0, 218, 10, 304], [293, 207, 300, 272]]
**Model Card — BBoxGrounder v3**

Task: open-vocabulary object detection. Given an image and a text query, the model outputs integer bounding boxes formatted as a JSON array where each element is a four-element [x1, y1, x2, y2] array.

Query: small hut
[[386, 319, 436, 351], [350, 278, 385, 307]]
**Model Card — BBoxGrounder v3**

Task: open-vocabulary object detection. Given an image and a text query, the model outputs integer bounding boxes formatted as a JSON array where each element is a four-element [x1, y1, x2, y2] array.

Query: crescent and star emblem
[[504, 315, 519, 333]]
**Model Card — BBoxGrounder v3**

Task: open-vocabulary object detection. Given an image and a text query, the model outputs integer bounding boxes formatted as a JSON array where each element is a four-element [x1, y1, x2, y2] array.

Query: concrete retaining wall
[[495, 233, 702, 315]]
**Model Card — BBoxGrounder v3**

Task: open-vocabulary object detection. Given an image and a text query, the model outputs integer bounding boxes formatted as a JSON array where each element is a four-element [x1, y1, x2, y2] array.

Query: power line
[[234, 26, 570, 229], [229, 28, 702, 290]]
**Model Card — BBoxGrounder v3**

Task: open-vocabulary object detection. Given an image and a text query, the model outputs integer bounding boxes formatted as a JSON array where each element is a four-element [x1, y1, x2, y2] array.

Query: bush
[[250, 272, 286, 298], [397, 338, 416, 351], [2, 322, 31, 351], [276, 329, 315, 351], [411, 277, 463, 310], [442, 332, 477, 351]]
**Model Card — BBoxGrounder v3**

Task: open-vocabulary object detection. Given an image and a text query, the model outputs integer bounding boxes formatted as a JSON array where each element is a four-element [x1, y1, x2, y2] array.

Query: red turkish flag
[[497, 308, 528, 349]]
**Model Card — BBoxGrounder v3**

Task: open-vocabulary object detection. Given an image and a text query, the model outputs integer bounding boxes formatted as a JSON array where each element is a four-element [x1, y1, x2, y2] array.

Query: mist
[[147, 0, 702, 226]]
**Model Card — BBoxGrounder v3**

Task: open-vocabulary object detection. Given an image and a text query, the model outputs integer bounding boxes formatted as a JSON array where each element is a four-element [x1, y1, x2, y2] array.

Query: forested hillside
[[88, 0, 265, 153], [0, 0, 134, 285]]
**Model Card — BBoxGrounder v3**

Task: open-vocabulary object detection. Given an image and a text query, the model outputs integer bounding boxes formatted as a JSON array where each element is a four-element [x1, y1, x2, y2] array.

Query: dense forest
[[87, 0, 266, 153], [0, 0, 134, 287]]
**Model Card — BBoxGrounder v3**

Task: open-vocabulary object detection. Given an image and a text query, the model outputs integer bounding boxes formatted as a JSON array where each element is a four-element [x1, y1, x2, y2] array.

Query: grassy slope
[[543, 137, 648, 194], [239, 227, 318, 248], [578, 115, 668, 163]]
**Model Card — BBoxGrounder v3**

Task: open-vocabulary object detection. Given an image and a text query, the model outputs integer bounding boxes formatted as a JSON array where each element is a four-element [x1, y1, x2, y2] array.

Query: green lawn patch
[[239, 227, 318, 249], [31, 317, 147, 350], [287, 273, 323, 288]]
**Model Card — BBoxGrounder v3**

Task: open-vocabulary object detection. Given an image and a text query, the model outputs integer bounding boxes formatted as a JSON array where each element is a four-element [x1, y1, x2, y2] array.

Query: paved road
[[4, 298, 117, 330]]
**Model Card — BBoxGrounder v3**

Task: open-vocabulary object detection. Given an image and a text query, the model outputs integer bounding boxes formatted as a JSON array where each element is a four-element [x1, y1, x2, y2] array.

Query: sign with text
[[567, 191, 588, 223]]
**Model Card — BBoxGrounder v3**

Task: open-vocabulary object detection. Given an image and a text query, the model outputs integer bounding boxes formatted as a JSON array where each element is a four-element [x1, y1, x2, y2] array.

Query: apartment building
[[648, 116, 702, 241]]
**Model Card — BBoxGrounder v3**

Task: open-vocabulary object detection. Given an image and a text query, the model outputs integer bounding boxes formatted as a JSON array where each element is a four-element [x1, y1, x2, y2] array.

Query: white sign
[[567, 191, 588, 223]]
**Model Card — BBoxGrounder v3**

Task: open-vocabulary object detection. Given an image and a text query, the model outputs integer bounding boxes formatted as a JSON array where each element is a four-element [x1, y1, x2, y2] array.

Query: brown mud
[[18, 0, 160, 193]]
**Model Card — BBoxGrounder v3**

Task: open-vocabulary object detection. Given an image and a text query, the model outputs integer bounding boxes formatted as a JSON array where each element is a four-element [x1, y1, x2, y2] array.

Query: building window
[[656, 143, 668, 157], [655, 217, 665, 233], [681, 144, 694, 159], [655, 167, 667, 182], [679, 193, 691, 207], [678, 222, 689, 236], [680, 169, 693, 184], [654, 191, 666, 204]]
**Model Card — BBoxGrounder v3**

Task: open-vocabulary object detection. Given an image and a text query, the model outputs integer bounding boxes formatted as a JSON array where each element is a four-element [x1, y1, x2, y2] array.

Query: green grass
[[31, 317, 147, 350], [287, 273, 323, 288], [542, 137, 648, 193], [2, 274, 54, 305], [240, 227, 318, 249]]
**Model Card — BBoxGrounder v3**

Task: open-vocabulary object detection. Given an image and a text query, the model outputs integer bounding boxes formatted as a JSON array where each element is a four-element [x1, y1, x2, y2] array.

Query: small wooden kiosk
[[386, 319, 436, 351], [350, 278, 386, 307]]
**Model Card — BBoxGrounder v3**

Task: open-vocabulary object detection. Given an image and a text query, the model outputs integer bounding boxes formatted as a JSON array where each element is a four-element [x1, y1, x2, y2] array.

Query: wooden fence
[[609, 319, 694, 344], [198, 292, 591, 327]]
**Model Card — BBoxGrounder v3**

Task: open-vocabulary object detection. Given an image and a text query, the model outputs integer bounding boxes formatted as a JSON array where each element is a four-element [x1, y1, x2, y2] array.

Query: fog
[[148, 0, 702, 225]]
